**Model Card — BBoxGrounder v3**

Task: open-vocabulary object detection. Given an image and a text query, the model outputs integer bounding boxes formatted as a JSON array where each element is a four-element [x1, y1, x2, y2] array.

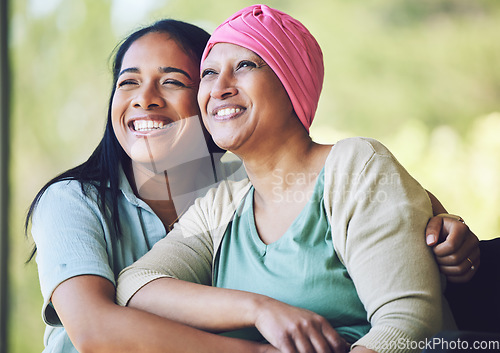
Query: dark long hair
[[25, 19, 214, 261]]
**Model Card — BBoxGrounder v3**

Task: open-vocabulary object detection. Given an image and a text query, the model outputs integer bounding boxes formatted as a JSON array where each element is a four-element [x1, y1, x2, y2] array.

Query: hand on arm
[[128, 277, 349, 353], [51, 275, 277, 353], [328, 140, 443, 349], [425, 190, 480, 282], [425, 214, 480, 283], [254, 297, 349, 353]]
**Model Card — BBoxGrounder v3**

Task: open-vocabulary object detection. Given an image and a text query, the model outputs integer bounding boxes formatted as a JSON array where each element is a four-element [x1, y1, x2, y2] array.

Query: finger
[[308, 329, 333, 353], [277, 335, 298, 353], [435, 233, 480, 266], [292, 332, 316, 353], [449, 253, 480, 283], [436, 247, 479, 271], [433, 221, 470, 257], [426, 216, 444, 246], [445, 267, 477, 283], [439, 250, 480, 279], [321, 325, 348, 353]]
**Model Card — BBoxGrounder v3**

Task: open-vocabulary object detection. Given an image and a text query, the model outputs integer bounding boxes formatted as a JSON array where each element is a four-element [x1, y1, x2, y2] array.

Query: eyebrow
[[118, 66, 192, 80]]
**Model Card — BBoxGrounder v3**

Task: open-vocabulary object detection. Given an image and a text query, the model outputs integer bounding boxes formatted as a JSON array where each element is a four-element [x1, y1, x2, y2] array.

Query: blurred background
[[3, 0, 499, 351]]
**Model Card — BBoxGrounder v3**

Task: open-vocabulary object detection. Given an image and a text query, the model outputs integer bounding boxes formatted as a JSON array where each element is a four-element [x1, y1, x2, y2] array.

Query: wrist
[[244, 293, 272, 327]]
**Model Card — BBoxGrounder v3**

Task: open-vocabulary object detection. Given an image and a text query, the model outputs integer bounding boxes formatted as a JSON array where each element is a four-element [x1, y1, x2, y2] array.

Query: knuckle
[[312, 313, 326, 323], [447, 253, 459, 264], [455, 223, 471, 238], [287, 321, 302, 335]]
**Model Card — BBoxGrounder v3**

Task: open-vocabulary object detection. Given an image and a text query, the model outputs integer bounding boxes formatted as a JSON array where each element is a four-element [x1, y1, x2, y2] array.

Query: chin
[[212, 138, 235, 152]]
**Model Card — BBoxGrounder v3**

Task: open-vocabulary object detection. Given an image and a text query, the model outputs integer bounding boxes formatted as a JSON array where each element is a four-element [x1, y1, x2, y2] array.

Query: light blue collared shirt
[[31, 155, 246, 353]]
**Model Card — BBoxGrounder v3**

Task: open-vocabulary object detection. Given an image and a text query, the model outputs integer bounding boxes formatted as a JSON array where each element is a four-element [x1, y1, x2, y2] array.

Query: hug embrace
[[27, 4, 490, 353]]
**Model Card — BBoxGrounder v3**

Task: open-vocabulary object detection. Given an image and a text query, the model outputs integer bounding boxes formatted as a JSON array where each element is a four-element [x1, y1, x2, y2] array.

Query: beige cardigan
[[117, 137, 444, 353]]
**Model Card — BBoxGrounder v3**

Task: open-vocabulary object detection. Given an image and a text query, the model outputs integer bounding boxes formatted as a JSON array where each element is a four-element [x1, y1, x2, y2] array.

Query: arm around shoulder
[[326, 138, 442, 352]]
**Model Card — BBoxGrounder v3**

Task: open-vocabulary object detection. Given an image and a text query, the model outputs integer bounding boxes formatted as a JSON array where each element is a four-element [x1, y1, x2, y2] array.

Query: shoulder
[[328, 137, 394, 160], [39, 179, 100, 207], [32, 180, 104, 228], [325, 137, 400, 174]]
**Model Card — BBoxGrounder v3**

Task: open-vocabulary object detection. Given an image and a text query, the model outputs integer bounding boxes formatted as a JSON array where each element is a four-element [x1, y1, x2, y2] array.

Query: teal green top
[[214, 168, 371, 343]]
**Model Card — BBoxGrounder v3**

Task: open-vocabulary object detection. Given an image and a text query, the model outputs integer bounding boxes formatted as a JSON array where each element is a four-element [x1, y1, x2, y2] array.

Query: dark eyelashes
[[201, 60, 258, 79], [201, 69, 216, 78], [163, 80, 186, 87], [237, 60, 257, 69], [117, 79, 136, 87], [117, 79, 187, 88]]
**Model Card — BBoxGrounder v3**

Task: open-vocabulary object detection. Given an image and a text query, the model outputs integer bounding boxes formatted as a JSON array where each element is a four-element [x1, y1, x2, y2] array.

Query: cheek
[[110, 95, 128, 146], [110, 99, 120, 131], [200, 114, 211, 134], [111, 93, 126, 122]]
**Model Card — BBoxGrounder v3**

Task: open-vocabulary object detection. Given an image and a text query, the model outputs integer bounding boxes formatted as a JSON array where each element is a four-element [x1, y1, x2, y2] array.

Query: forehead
[[122, 32, 198, 72]]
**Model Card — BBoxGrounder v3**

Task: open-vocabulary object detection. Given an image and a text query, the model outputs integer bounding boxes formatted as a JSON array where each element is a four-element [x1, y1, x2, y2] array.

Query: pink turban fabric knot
[[201, 4, 324, 132]]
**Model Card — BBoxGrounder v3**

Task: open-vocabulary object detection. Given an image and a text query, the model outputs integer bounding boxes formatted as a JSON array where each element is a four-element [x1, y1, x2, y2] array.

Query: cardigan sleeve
[[325, 138, 441, 353], [116, 179, 251, 306]]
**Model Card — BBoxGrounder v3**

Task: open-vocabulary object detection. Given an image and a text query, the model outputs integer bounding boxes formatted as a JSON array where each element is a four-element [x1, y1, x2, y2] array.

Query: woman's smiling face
[[111, 31, 203, 170], [197, 43, 294, 154]]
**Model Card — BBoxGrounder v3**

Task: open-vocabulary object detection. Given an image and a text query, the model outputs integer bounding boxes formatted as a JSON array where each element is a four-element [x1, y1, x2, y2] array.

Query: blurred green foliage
[[7, 0, 500, 351]]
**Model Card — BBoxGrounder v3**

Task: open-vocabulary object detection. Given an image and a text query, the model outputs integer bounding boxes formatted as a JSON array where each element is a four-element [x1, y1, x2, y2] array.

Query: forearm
[[128, 277, 269, 332], [53, 276, 271, 353], [128, 277, 350, 353], [74, 303, 270, 353]]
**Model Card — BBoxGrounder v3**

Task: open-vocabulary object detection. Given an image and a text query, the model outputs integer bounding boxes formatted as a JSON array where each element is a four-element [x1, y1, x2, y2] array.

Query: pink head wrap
[[201, 4, 324, 132]]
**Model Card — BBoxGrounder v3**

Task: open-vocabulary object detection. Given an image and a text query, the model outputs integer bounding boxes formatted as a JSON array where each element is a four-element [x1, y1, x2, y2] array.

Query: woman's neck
[[243, 133, 333, 245], [124, 156, 213, 230], [242, 133, 332, 206]]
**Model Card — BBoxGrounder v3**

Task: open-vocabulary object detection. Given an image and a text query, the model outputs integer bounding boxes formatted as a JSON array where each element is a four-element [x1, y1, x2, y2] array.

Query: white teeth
[[133, 120, 170, 132], [216, 108, 241, 117]]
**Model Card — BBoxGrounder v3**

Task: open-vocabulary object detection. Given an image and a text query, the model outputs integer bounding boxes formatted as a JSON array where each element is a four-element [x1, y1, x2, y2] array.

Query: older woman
[[117, 5, 457, 353]]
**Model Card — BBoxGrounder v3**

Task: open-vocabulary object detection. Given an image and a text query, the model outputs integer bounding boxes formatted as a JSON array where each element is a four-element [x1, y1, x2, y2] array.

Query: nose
[[132, 82, 165, 109], [210, 70, 238, 100]]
